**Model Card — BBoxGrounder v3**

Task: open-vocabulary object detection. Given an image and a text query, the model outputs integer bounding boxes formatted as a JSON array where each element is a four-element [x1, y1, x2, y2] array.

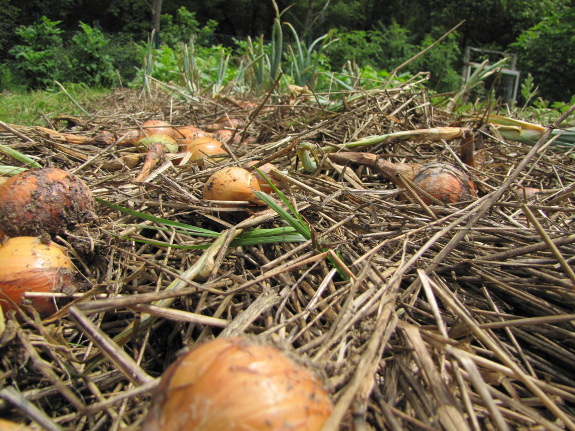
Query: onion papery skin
[[0, 419, 33, 430], [143, 337, 333, 431], [203, 167, 262, 203], [176, 126, 212, 142], [181, 137, 227, 162], [140, 120, 176, 138], [244, 161, 279, 193], [412, 163, 477, 204], [134, 134, 179, 154], [0, 237, 77, 315], [0, 168, 95, 237], [516, 187, 541, 200]]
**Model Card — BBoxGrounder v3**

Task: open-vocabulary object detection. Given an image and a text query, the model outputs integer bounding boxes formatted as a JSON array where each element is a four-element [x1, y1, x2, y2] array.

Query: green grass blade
[[238, 226, 299, 238], [123, 237, 211, 250], [256, 170, 311, 228], [0, 143, 42, 169], [0, 165, 30, 175], [254, 191, 311, 238], [96, 198, 220, 237]]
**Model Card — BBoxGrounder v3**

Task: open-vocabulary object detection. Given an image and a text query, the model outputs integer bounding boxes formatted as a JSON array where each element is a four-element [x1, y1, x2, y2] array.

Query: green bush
[[69, 22, 117, 87], [9, 16, 69, 89], [160, 7, 218, 48], [511, 6, 575, 102], [7, 18, 139, 90], [408, 31, 461, 93], [326, 23, 461, 93]]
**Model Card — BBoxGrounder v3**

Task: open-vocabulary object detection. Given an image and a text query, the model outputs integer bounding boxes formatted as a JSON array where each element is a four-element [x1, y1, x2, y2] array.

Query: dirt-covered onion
[[0, 236, 77, 315], [203, 167, 262, 204], [0, 167, 94, 237], [143, 337, 333, 431], [180, 137, 228, 163]]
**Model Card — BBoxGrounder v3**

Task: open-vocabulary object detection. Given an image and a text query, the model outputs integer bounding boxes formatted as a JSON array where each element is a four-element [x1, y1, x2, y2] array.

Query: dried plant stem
[[69, 306, 153, 385], [521, 203, 575, 287], [431, 283, 575, 430], [0, 386, 62, 431], [321, 300, 397, 431]]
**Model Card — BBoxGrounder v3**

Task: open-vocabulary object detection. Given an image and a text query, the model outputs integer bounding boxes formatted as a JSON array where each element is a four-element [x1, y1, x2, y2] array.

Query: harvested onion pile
[[143, 337, 333, 431]]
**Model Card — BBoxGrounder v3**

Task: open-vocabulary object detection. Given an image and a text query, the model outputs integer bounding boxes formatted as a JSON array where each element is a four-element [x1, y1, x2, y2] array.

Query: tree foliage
[[9, 17, 68, 88], [511, 4, 575, 102], [2, 0, 573, 101]]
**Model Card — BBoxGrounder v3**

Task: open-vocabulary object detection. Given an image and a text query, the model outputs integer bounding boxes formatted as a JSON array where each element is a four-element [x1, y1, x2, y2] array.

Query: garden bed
[[0, 82, 574, 430]]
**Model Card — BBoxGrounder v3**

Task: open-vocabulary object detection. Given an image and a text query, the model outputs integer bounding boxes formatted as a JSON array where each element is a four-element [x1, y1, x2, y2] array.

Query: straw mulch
[[0, 82, 574, 431]]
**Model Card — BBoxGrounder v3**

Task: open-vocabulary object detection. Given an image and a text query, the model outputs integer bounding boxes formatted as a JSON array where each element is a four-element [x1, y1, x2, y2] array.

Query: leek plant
[[181, 40, 201, 95], [484, 114, 575, 147], [140, 31, 155, 97], [445, 57, 509, 113], [285, 23, 335, 90]]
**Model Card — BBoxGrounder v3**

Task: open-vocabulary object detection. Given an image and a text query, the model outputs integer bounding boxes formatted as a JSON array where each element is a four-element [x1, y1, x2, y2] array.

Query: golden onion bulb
[[203, 167, 262, 204], [143, 337, 333, 431], [140, 120, 176, 138], [0, 236, 77, 315], [181, 137, 227, 163]]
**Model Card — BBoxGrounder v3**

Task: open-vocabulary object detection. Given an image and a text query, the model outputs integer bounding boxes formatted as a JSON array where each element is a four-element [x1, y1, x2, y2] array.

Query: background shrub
[[9, 17, 69, 89]]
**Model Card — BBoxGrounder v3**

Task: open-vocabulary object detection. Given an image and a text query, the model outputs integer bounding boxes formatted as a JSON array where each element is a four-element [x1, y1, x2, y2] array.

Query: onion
[[140, 120, 176, 138], [0, 167, 95, 237], [329, 152, 477, 204], [0, 236, 77, 315], [143, 337, 333, 431], [132, 123, 179, 181], [203, 167, 262, 204], [180, 137, 228, 163], [411, 162, 477, 204], [204, 118, 244, 132], [244, 161, 279, 193], [118, 120, 179, 181], [0, 419, 32, 430], [176, 126, 212, 142], [102, 153, 143, 171]]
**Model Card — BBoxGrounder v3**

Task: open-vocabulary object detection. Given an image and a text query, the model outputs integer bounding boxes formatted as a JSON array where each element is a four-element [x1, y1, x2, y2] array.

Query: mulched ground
[[0, 82, 574, 431]]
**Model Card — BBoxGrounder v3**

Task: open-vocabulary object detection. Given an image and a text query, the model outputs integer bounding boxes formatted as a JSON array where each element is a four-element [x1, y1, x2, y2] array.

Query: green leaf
[[254, 191, 311, 239], [96, 198, 220, 237], [0, 143, 42, 169]]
